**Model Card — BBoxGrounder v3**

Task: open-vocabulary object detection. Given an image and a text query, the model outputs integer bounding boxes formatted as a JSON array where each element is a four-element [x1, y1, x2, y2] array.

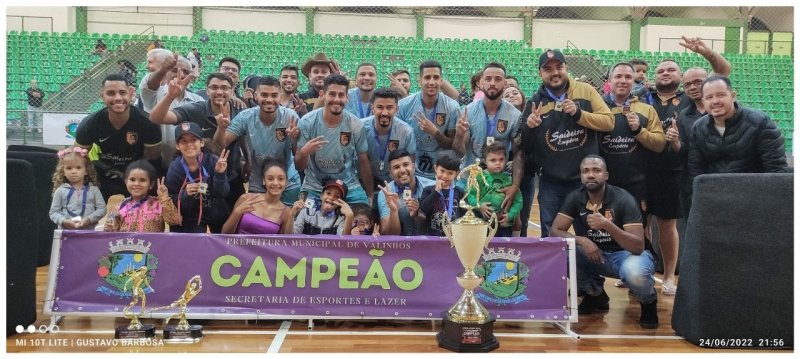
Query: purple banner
[[51, 231, 569, 321]]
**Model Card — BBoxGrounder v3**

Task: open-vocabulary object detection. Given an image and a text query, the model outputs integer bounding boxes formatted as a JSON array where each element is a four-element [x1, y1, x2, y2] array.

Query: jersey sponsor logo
[[339, 131, 351, 146], [545, 128, 587, 152], [275, 128, 287, 142], [435, 113, 446, 127], [126, 132, 138, 145], [497, 119, 508, 133]]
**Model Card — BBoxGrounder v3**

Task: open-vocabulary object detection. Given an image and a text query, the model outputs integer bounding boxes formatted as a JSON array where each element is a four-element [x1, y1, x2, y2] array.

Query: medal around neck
[[437, 159, 499, 352], [114, 266, 156, 339]]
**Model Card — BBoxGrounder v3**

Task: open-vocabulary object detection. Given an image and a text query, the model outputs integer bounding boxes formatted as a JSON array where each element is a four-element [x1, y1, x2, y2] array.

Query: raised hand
[[231, 97, 247, 110], [665, 118, 680, 144], [167, 68, 193, 98], [329, 60, 341, 75], [335, 198, 353, 218], [215, 148, 229, 173], [215, 104, 231, 129], [156, 177, 169, 197], [378, 182, 399, 212], [233, 195, 265, 216], [291, 94, 307, 116], [562, 98, 578, 116], [626, 111, 640, 132], [455, 108, 469, 137], [300, 136, 329, 156], [586, 203, 609, 231], [413, 111, 438, 136], [527, 102, 544, 128], [286, 117, 300, 140], [679, 36, 710, 55], [372, 223, 381, 236]]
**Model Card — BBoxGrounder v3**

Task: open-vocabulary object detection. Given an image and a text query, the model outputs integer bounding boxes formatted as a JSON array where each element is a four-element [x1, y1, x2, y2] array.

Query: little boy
[[630, 58, 650, 99], [465, 142, 522, 238], [293, 179, 354, 235], [420, 151, 465, 236]]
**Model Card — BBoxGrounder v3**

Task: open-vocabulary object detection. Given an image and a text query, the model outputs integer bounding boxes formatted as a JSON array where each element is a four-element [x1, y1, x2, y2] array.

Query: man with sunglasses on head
[[139, 52, 204, 170]]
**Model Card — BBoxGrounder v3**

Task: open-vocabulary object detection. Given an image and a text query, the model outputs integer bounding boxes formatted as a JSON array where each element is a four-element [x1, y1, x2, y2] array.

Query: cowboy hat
[[301, 53, 334, 78]]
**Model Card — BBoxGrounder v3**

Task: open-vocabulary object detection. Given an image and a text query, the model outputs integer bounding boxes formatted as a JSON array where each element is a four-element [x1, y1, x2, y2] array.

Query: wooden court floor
[[6, 194, 787, 353]]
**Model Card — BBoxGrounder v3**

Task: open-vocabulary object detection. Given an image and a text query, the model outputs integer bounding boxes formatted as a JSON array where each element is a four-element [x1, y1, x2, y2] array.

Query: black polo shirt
[[171, 100, 242, 178], [75, 106, 161, 180], [558, 184, 642, 252], [298, 87, 321, 112]]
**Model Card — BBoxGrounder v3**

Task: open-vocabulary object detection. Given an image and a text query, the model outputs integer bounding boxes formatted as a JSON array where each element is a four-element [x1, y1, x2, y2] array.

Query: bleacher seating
[[5, 30, 794, 151]]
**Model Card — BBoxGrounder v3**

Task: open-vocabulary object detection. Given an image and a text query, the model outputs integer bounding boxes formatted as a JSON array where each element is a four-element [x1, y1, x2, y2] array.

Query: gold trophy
[[115, 266, 156, 339], [437, 160, 500, 352], [151, 275, 204, 343]]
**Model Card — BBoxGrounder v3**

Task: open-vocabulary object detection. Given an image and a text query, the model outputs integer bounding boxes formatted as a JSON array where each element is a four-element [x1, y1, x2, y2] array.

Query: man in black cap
[[519, 49, 614, 237], [299, 53, 341, 112]]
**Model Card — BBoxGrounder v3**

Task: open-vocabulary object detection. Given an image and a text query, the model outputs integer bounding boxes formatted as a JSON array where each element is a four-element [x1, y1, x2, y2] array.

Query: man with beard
[[688, 76, 788, 183], [396, 60, 461, 181], [299, 53, 339, 112], [599, 62, 665, 220], [149, 72, 247, 210], [362, 88, 416, 184], [551, 155, 658, 329], [519, 49, 614, 237], [389, 69, 412, 98], [213, 76, 302, 205], [377, 150, 434, 235], [345, 63, 378, 118], [641, 36, 731, 295], [75, 74, 162, 200], [296, 74, 373, 205], [277, 64, 307, 117], [453, 62, 524, 224]]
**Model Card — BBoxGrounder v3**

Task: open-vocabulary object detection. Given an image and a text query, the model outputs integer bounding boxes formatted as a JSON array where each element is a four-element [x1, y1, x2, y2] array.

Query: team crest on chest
[[497, 119, 508, 134], [604, 209, 614, 221], [126, 131, 138, 145], [387, 140, 399, 152], [275, 128, 287, 142], [435, 113, 446, 127], [340, 132, 351, 146], [672, 98, 680, 106]]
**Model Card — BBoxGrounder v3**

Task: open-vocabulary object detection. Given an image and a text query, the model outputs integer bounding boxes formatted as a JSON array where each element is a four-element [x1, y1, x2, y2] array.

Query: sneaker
[[639, 299, 659, 329], [578, 290, 610, 314]]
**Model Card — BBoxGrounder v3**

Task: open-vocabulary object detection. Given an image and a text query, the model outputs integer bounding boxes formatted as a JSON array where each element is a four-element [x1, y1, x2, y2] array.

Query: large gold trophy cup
[[437, 160, 499, 352]]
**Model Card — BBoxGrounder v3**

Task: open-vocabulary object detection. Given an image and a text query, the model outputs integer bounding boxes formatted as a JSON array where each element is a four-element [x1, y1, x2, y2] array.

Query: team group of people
[[48, 35, 788, 329]]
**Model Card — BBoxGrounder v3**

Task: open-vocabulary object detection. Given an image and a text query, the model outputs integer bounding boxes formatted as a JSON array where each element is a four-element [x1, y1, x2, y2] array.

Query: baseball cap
[[175, 121, 203, 141], [323, 179, 348, 199], [538, 49, 567, 69]]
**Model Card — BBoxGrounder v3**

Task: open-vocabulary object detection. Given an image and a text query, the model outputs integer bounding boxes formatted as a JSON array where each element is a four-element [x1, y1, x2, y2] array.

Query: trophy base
[[437, 315, 499, 352], [163, 325, 203, 343], [114, 324, 156, 339]]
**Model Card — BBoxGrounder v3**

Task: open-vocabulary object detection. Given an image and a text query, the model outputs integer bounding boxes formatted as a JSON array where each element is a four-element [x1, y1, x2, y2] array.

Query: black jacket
[[688, 103, 788, 185]]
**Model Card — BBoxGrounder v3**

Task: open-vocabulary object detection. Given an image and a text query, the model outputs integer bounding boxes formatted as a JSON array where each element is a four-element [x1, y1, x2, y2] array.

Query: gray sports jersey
[[227, 106, 301, 193], [396, 92, 460, 179], [345, 88, 373, 119], [297, 108, 369, 193], [462, 98, 522, 168], [361, 116, 416, 183]]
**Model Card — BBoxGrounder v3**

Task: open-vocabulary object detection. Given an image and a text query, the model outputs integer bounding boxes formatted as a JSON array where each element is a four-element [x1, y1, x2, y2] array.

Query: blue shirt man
[[361, 88, 416, 184], [377, 150, 435, 236], [344, 63, 377, 118]]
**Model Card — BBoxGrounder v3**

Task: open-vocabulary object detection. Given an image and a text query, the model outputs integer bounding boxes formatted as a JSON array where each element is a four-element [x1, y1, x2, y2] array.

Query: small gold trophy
[[115, 266, 156, 339], [151, 275, 204, 343], [437, 160, 499, 352]]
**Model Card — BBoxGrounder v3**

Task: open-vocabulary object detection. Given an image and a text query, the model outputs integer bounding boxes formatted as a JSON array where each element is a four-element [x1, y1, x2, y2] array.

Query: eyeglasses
[[220, 65, 239, 74], [683, 79, 704, 88], [207, 85, 232, 92]]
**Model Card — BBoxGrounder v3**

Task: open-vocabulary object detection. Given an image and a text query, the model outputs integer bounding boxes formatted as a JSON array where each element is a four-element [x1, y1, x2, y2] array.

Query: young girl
[[349, 203, 379, 236], [292, 179, 354, 235], [49, 146, 107, 229], [166, 122, 231, 233], [222, 158, 294, 234], [105, 160, 182, 232]]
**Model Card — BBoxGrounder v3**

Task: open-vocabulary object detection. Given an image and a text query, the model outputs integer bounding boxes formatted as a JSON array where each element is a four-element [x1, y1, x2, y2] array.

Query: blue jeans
[[538, 178, 583, 237], [576, 247, 657, 304], [519, 175, 535, 237]]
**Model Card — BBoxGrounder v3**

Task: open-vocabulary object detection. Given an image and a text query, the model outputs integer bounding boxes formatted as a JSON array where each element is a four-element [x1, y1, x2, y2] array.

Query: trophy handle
[[485, 213, 499, 248], [441, 213, 455, 248]]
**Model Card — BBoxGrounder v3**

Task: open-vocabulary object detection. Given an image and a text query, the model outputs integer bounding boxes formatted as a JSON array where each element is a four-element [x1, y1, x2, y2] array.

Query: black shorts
[[645, 171, 681, 219], [615, 181, 647, 224]]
